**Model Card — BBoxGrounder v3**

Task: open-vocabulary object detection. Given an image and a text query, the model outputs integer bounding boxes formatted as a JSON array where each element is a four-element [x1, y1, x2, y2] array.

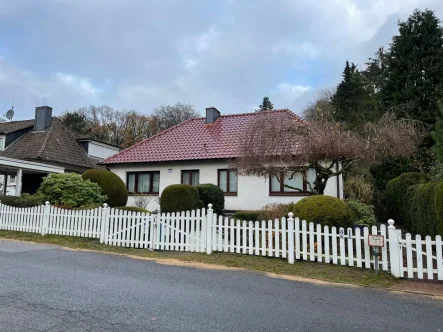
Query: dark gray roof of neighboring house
[[0, 118, 98, 170], [0, 120, 34, 134]]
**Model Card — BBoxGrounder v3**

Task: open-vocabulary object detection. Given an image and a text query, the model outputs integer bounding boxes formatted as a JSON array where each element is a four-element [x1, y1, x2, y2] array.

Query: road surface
[[0, 239, 441, 332]]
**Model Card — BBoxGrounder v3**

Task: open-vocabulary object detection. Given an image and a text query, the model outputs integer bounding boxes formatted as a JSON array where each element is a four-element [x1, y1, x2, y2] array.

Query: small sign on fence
[[368, 234, 384, 247]]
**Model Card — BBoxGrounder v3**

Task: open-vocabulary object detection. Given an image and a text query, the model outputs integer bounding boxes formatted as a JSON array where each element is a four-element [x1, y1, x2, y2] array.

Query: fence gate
[[154, 209, 208, 252], [102, 208, 154, 249]]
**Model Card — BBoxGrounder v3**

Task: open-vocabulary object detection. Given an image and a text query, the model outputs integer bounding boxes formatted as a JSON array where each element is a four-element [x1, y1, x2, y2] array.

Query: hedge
[[385, 172, 426, 225], [115, 206, 150, 213], [292, 195, 353, 228], [196, 184, 224, 215], [0, 193, 42, 207], [82, 169, 128, 207], [160, 184, 203, 213], [233, 211, 261, 221]]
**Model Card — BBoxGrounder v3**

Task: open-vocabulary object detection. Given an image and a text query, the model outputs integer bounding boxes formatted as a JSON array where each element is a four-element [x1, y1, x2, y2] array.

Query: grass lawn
[[0, 230, 399, 288]]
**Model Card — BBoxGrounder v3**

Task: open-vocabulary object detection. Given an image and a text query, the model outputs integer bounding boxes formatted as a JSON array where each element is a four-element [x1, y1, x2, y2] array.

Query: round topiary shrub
[[196, 183, 225, 215], [82, 169, 128, 207], [292, 195, 352, 228], [160, 184, 203, 213], [37, 173, 106, 208], [385, 172, 426, 224], [345, 199, 376, 226]]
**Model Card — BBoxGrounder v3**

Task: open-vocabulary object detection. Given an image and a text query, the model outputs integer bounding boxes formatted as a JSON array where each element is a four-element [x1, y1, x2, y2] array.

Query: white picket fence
[[0, 201, 441, 280]]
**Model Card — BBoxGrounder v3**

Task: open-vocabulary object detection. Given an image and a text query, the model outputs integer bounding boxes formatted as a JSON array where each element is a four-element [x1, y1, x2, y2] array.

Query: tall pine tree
[[257, 97, 274, 112], [331, 61, 379, 128], [432, 102, 443, 162], [381, 9, 443, 124]]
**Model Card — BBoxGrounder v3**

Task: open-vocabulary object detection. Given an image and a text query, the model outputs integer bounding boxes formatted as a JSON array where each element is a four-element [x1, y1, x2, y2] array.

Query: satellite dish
[[5, 109, 14, 121]]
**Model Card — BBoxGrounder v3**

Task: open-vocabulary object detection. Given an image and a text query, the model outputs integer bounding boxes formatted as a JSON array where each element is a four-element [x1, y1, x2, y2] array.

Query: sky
[[1, 0, 443, 120]]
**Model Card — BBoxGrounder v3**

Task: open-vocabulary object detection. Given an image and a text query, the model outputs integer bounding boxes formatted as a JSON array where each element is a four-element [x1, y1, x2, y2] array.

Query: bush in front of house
[[196, 183, 225, 215], [0, 193, 43, 207], [385, 172, 426, 224], [257, 203, 292, 221], [233, 210, 261, 221], [292, 195, 353, 228], [115, 206, 150, 213], [399, 181, 443, 236], [37, 173, 106, 208], [345, 199, 376, 227], [160, 184, 203, 213], [82, 169, 128, 207]]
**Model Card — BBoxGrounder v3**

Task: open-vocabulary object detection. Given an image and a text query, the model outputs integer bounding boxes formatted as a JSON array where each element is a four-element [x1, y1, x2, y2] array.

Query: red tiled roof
[[102, 109, 302, 164]]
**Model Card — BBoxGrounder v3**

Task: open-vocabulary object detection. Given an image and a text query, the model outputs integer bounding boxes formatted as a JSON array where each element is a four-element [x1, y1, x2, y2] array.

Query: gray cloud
[[0, 0, 442, 120]]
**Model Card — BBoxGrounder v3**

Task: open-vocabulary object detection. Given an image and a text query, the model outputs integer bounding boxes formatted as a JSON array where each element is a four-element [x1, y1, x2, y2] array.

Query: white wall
[[108, 160, 341, 211], [88, 142, 120, 160]]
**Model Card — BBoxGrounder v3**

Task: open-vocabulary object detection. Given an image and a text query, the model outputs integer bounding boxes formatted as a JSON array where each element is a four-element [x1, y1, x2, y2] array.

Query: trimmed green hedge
[[233, 211, 261, 221], [196, 184, 225, 215], [385, 172, 426, 225], [292, 195, 353, 228], [0, 193, 42, 207], [115, 206, 150, 213], [160, 184, 203, 213], [385, 173, 443, 236], [82, 169, 128, 207]]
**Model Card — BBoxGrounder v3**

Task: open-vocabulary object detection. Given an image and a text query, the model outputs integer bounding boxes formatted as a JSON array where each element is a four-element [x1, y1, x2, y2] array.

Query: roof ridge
[[36, 122, 54, 159]]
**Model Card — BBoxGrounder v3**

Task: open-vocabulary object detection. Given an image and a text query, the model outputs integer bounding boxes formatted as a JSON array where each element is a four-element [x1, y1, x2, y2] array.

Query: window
[[218, 169, 237, 195], [126, 171, 160, 194], [0, 136, 5, 151], [270, 169, 317, 195], [181, 170, 199, 186]]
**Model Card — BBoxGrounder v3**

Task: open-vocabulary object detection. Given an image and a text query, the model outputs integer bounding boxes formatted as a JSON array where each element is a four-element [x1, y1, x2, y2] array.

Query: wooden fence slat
[[274, 219, 280, 258], [339, 228, 346, 265], [261, 220, 266, 256], [309, 222, 315, 261], [355, 227, 362, 267], [267, 220, 273, 257], [230, 219, 235, 253], [295, 218, 300, 260], [347, 227, 354, 267], [248, 221, 253, 255], [281, 217, 287, 258], [324, 225, 330, 264], [316, 224, 322, 263], [363, 227, 370, 268], [425, 236, 433, 280], [436, 235, 442, 281], [235, 219, 241, 253], [416, 235, 423, 279], [302, 220, 307, 261], [406, 233, 413, 278], [254, 221, 260, 256], [243, 220, 248, 255]]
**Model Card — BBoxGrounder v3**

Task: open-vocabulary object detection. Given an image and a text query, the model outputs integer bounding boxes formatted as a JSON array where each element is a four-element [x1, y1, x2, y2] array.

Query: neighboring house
[[102, 107, 344, 211], [0, 106, 120, 196]]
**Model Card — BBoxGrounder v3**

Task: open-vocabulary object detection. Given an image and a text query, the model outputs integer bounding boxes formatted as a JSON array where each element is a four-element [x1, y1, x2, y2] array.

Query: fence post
[[388, 219, 401, 277], [100, 203, 109, 244], [206, 204, 213, 255], [41, 201, 50, 235], [287, 213, 295, 264]]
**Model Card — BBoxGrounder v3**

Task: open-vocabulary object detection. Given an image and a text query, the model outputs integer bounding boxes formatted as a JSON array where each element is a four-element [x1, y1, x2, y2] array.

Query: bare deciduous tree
[[152, 103, 200, 132], [302, 88, 335, 122], [233, 111, 425, 195]]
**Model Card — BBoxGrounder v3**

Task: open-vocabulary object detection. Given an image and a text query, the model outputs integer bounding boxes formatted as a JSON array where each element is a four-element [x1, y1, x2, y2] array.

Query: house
[[0, 106, 120, 196], [102, 107, 343, 211]]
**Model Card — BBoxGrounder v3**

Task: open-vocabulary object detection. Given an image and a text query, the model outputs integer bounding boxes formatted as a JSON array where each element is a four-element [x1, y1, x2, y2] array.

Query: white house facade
[[103, 107, 344, 212]]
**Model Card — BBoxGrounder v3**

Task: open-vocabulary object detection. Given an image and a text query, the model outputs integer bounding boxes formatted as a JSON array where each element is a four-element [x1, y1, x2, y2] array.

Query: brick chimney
[[34, 106, 53, 131], [205, 107, 220, 124]]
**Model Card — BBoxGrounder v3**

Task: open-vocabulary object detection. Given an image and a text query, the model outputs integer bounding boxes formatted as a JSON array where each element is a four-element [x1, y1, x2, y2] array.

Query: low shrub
[[74, 203, 103, 210], [345, 199, 376, 226], [385, 172, 426, 224], [82, 169, 128, 207], [160, 184, 203, 213], [115, 206, 150, 213], [196, 184, 225, 215], [38, 173, 106, 208], [258, 203, 291, 220], [292, 195, 352, 228], [0, 193, 43, 207], [233, 210, 261, 221]]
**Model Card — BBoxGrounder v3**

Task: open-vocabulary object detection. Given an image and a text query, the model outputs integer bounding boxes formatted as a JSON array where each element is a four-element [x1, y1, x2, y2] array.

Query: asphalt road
[[0, 240, 442, 332]]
